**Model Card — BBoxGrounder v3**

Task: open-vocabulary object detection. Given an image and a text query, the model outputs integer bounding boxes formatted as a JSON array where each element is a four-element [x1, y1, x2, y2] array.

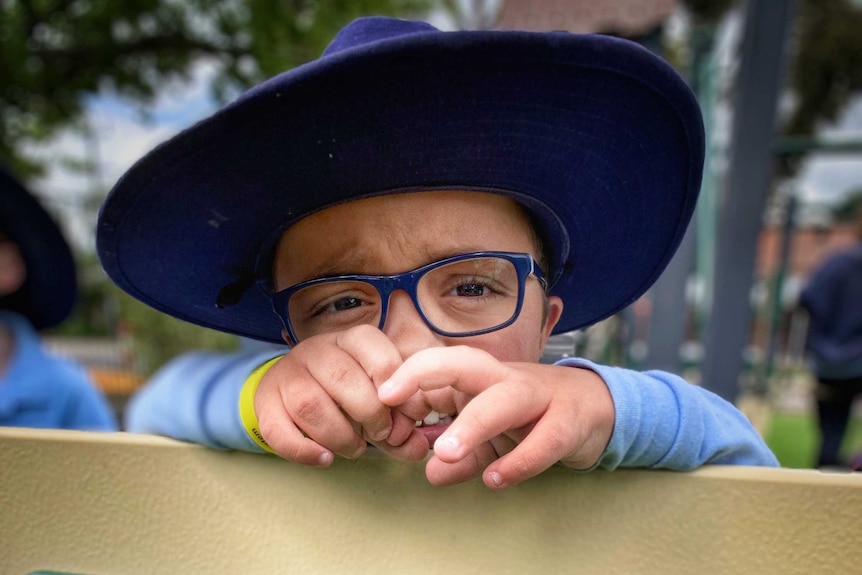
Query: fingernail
[[487, 471, 504, 489], [318, 451, 333, 466], [378, 380, 395, 399], [371, 425, 392, 442], [434, 435, 460, 454]]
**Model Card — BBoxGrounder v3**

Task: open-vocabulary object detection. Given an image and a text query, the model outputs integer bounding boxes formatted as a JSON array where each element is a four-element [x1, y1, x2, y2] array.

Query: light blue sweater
[[125, 350, 778, 469], [0, 311, 118, 430]]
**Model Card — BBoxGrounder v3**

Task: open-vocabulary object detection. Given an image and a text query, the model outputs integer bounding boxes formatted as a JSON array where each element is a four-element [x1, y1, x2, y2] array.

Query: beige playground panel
[[1, 427, 860, 575]]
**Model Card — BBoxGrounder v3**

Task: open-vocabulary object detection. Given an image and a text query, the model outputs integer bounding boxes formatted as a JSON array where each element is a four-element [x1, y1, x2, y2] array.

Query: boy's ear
[[0, 242, 26, 296], [281, 328, 297, 347], [541, 295, 564, 343]]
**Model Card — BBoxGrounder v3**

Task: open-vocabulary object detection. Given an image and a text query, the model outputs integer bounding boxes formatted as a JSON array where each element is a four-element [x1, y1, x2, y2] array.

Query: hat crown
[[322, 17, 438, 57]]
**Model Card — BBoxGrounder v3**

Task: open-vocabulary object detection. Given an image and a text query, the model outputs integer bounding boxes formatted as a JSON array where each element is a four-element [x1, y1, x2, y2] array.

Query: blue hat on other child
[[97, 17, 704, 342], [1, 168, 78, 329]]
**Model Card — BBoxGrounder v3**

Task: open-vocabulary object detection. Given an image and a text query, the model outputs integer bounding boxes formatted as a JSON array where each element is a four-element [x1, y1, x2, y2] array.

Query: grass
[[764, 411, 862, 468]]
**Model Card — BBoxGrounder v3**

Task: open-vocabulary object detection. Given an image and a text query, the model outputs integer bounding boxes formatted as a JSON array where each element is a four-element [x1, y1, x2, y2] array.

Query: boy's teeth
[[415, 411, 449, 427]]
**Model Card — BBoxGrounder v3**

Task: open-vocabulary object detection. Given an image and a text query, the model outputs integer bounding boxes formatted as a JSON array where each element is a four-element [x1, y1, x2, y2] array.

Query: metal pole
[[645, 25, 715, 373], [699, 0, 795, 402], [761, 191, 798, 391]]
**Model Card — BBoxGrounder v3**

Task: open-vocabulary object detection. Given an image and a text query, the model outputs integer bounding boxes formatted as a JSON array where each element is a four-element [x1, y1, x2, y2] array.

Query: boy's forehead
[[306, 189, 521, 214], [273, 190, 537, 280], [283, 190, 530, 238]]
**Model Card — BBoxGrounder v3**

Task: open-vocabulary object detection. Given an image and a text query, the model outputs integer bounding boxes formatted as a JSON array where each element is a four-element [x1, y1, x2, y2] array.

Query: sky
[[794, 96, 862, 204], [25, 59, 222, 251], [27, 7, 862, 252]]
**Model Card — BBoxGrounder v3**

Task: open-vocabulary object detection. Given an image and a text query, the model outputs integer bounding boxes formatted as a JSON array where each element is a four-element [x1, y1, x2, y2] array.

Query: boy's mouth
[[415, 410, 454, 448]]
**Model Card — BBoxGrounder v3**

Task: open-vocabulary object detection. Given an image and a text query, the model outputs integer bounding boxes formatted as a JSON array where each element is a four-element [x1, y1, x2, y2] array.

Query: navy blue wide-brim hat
[[97, 17, 703, 343], [1, 168, 77, 329]]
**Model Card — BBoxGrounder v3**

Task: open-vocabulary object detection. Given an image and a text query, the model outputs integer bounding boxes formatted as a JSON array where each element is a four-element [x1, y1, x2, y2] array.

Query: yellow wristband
[[238, 355, 282, 453]]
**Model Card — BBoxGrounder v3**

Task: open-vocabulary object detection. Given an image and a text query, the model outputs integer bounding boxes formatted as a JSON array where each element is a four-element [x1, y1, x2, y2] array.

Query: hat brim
[[97, 29, 703, 342], [1, 168, 77, 329]]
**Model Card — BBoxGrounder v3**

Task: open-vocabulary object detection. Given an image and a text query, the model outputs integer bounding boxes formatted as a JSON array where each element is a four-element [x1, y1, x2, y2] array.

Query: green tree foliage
[[682, 0, 737, 26], [832, 188, 862, 222], [0, 0, 432, 177], [783, 0, 862, 138], [241, 0, 431, 78]]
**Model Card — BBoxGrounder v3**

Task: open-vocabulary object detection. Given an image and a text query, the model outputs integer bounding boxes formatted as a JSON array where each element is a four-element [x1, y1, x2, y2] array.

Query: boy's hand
[[378, 346, 615, 488], [253, 325, 429, 466]]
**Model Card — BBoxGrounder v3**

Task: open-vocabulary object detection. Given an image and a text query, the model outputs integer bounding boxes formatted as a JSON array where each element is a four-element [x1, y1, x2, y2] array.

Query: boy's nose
[[382, 290, 443, 359]]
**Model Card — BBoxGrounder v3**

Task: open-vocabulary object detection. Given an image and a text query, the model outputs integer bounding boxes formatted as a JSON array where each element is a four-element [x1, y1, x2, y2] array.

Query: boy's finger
[[254, 390, 336, 467], [304, 345, 393, 443], [294, 327, 401, 440], [425, 442, 500, 486], [379, 346, 507, 405], [384, 409, 419, 447], [263, 362, 367, 458], [369, 429, 431, 462], [431, 380, 541, 463], [335, 325, 403, 386], [481, 410, 581, 488]]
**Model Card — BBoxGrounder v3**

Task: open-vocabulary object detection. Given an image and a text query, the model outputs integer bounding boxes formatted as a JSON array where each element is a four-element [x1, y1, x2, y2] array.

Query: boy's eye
[[442, 276, 507, 299], [311, 295, 368, 316], [455, 283, 487, 297], [331, 296, 362, 311], [299, 285, 378, 319]]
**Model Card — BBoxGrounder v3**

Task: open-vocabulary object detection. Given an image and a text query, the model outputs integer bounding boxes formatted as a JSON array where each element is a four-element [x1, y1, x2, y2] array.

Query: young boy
[[1, 168, 117, 430], [104, 17, 777, 489]]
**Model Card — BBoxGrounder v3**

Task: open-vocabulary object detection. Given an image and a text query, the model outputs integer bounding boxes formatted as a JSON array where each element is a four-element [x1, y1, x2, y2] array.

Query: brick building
[[495, 0, 677, 35]]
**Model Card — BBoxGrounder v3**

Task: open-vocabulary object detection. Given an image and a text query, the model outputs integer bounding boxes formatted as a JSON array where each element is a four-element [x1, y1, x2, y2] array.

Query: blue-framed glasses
[[270, 251, 547, 343]]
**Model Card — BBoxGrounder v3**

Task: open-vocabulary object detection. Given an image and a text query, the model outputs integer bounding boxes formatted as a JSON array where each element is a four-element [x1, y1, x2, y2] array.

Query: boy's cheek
[[465, 326, 546, 363], [480, 292, 561, 363]]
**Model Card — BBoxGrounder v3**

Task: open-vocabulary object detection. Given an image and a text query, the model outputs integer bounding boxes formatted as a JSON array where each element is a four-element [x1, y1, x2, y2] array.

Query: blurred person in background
[[800, 207, 862, 469], [0, 167, 117, 430]]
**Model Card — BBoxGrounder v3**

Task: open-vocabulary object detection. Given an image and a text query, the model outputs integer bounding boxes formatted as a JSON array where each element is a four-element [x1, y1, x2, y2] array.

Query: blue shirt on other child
[[0, 311, 118, 431]]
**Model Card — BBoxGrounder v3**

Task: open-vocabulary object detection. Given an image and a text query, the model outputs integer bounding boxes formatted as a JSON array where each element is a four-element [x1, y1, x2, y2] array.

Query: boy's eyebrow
[[302, 253, 376, 279], [301, 246, 485, 281]]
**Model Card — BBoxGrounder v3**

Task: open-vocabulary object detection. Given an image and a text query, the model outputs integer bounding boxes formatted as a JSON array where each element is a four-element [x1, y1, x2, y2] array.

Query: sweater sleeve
[[125, 350, 283, 452], [556, 358, 779, 469]]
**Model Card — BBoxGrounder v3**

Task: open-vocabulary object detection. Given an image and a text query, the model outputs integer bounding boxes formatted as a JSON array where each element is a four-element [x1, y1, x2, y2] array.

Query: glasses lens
[[417, 256, 520, 334], [287, 280, 381, 340]]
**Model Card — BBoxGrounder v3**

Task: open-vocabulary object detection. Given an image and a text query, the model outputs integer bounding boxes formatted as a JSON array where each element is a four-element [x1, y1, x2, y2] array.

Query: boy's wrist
[[238, 355, 283, 453], [556, 364, 615, 471]]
